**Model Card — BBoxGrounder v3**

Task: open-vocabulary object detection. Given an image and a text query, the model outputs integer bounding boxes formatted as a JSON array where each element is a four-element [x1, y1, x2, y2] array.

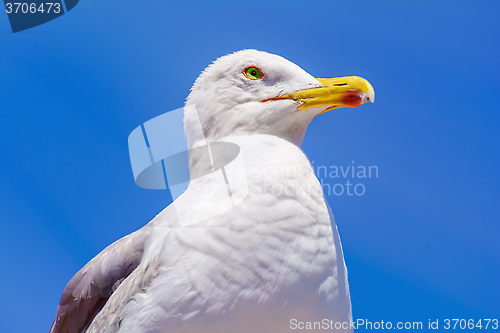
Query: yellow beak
[[262, 76, 374, 115]]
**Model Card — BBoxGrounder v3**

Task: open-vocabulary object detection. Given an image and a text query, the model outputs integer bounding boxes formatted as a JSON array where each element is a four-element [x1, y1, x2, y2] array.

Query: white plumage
[[50, 49, 374, 333]]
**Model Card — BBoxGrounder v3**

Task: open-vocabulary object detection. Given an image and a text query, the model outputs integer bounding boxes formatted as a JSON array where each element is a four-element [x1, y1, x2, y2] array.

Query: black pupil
[[251, 70, 257, 76]]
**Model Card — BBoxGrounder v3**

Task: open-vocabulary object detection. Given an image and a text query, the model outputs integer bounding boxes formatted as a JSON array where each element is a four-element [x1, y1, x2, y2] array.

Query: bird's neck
[[190, 134, 321, 206], [187, 134, 313, 182]]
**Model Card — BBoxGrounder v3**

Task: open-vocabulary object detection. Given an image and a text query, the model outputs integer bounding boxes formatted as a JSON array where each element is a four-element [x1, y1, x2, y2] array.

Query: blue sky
[[1, 1, 499, 332]]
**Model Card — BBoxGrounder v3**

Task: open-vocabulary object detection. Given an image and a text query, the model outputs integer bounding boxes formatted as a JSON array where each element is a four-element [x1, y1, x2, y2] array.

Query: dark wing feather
[[49, 227, 151, 333]]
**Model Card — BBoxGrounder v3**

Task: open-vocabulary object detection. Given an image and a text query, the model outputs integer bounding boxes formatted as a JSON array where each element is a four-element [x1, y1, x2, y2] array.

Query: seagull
[[50, 49, 374, 333]]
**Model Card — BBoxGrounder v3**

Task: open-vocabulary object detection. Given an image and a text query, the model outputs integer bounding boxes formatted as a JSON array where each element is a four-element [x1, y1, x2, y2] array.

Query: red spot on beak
[[341, 92, 363, 108]]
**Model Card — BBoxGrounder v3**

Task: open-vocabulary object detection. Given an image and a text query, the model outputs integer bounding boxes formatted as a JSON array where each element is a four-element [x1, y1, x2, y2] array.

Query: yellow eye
[[243, 66, 263, 80]]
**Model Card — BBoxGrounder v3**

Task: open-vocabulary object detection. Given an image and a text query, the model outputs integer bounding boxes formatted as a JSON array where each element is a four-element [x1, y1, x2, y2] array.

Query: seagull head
[[185, 49, 374, 148]]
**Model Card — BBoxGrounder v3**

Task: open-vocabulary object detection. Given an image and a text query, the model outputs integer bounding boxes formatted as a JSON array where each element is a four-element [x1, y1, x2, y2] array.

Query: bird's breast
[[115, 135, 350, 332]]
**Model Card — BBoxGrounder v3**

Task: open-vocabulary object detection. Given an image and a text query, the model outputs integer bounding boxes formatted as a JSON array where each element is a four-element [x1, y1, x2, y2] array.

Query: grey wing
[[49, 226, 151, 333]]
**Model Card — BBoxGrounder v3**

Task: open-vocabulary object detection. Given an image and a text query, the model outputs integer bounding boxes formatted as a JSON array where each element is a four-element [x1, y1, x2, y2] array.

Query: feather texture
[[50, 50, 353, 333]]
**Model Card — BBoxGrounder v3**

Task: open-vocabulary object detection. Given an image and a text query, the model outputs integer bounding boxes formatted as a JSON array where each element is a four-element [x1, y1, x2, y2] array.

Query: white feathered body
[[87, 134, 351, 333], [50, 49, 368, 333]]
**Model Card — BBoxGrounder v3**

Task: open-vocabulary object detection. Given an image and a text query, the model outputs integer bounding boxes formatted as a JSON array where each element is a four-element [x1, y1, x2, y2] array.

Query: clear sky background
[[1, 1, 499, 332]]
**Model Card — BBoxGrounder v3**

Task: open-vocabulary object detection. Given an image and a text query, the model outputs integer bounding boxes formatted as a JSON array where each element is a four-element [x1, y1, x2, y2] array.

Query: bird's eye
[[243, 66, 263, 80]]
